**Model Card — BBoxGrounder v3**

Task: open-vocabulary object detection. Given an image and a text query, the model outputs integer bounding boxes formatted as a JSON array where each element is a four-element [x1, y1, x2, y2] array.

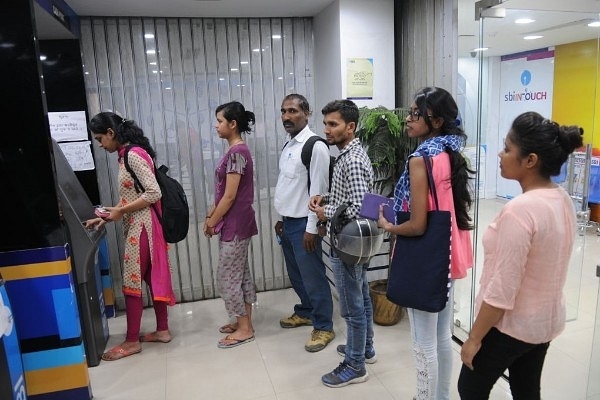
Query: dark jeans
[[458, 327, 550, 400], [280, 217, 333, 330]]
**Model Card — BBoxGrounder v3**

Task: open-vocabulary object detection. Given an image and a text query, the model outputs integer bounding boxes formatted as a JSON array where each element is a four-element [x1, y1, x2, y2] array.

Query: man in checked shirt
[[309, 99, 376, 388]]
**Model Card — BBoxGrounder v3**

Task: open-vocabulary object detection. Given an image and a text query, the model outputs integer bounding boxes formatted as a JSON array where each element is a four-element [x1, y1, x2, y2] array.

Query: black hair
[[215, 101, 255, 134], [282, 93, 311, 114], [509, 111, 583, 178], [321, 99, 359, 125], [88, 111, 156, 158], [414, 86, 474, 230], [414, 86, 464, 137]]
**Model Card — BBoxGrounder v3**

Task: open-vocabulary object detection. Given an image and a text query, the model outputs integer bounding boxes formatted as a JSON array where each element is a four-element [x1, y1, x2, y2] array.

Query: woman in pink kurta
[[379, 87, 475, 400], [459, 112, 583, 399], [87, 112, 175, 361]]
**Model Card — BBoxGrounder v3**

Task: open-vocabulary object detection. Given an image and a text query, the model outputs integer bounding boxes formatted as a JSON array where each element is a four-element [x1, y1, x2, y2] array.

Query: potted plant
[[356, 107, 415, 197], [356, 106, 416, 325]]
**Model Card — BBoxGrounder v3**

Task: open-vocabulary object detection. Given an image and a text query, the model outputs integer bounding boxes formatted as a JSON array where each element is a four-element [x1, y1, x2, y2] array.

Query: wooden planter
[[369, 279, 402, 326]]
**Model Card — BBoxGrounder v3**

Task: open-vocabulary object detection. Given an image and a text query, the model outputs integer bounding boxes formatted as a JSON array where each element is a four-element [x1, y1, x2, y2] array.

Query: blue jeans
[[281, 217, 333, 330], [330, 249, 374, 369], [407, 283, 455, 400], [457, 327, 549, 400]]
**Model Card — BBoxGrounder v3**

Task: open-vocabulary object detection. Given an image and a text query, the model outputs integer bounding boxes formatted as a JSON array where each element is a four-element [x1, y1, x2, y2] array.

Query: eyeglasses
[[407, 110, 432, 121]]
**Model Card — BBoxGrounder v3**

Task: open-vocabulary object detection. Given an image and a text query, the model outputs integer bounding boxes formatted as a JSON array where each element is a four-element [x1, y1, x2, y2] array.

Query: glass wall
[[457, 2, 599, 398], [589, 267, 600, 398]]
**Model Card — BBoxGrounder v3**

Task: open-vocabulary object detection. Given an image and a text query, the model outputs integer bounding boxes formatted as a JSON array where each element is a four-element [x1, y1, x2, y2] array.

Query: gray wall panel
[[80, 17, 314, 308]]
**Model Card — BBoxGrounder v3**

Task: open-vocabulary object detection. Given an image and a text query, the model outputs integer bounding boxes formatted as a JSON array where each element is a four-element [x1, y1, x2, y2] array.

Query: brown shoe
[[279, 313, 312, 328], [305, 329, 335, 352]]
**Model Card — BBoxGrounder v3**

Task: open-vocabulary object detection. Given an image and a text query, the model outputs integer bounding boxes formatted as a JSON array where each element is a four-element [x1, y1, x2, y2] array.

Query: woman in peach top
[[459, 112, 583, 399]]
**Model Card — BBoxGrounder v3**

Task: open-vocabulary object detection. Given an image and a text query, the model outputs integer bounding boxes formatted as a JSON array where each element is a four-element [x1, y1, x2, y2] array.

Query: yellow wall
[[553, 39, 600, 148]]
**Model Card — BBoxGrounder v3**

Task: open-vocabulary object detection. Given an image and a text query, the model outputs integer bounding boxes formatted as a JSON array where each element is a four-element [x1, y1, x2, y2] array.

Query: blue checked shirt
[[322, 138, 374, 223]]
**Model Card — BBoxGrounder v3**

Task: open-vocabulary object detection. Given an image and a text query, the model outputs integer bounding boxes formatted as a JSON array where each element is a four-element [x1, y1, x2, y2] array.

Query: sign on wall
[[48, 111, 95, 171], [346, 58, 374, 100], [496, 48, 555, 199], [48, 111, 88, 142]]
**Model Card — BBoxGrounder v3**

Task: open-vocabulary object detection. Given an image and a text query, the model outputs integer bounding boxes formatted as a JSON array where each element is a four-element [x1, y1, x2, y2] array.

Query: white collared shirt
[[274, 125, 330, 234]]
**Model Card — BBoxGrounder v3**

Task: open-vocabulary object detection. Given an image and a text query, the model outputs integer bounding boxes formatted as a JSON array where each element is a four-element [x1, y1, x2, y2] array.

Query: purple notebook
[[359, 193, 395, 222]]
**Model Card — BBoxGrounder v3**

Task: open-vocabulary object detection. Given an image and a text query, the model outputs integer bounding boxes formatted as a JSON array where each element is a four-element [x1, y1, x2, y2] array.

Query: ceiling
[[458, 0, 600, 57], [36, 0, 600, 58], [64, 0, 336, 18]]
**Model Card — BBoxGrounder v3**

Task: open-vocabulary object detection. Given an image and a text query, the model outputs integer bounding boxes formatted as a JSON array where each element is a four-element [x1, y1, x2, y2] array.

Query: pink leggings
[[125, 226, 169, 342]]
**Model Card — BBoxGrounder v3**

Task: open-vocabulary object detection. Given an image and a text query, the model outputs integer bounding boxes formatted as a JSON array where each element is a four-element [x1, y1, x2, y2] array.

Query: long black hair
[[414, 87, 474, 230], [88, 111, 156, 158]]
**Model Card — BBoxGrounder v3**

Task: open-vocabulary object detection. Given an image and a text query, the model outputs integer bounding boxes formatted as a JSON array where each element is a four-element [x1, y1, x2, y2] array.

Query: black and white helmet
[[330, 203, 385, 265]]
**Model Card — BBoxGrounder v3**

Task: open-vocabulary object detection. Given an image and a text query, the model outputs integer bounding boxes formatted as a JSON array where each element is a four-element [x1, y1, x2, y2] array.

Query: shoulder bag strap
[[422, 154, 440, 211]]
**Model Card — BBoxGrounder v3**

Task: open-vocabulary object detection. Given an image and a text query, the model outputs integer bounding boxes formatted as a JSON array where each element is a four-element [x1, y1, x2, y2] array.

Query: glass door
[[589, 267, 600, 398], [457, 2, 599, 397]]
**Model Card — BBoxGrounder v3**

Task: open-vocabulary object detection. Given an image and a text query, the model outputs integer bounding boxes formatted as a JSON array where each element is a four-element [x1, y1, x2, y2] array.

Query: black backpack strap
[[300, 136, 325, 167], [301, 136, 328, 194], [124, 145, 145, 194], [123, 145, 162, 223]]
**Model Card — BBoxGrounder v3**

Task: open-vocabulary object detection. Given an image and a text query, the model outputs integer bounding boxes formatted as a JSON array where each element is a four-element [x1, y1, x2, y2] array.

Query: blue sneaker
[[321, 361, 368, 388], [336, 344, 377, 364]]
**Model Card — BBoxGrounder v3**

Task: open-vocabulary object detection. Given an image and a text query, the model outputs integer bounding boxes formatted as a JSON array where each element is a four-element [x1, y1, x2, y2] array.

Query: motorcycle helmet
[[330, 203, 385, 265]]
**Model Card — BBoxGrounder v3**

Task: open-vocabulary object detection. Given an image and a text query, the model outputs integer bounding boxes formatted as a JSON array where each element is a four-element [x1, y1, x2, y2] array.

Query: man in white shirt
[[274, 94, 335, 352]]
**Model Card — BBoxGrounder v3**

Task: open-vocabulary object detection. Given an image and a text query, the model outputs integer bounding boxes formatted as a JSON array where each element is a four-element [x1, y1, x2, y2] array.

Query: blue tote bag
[[386, 155, 452, 313]]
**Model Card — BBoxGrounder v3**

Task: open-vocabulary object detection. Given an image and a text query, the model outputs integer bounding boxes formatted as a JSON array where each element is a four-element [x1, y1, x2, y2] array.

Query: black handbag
[[386, 155, 452, 313]]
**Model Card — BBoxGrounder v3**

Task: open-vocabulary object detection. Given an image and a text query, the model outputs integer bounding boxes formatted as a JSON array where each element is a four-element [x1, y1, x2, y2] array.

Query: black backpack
[[124, 146, 189, 243], [299, 136, 335, 193]]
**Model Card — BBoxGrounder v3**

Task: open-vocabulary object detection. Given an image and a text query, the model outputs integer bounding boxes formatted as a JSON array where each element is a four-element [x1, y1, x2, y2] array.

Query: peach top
[[477, 186, 576, 343]]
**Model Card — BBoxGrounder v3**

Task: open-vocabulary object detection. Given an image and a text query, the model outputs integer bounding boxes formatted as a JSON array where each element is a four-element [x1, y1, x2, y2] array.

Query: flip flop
[[218, 324, 237, 334], [139, 332, 172, 343], [218, 324, 255, 334], [217, 335, 255, 349], [101, 345, 142, 361]]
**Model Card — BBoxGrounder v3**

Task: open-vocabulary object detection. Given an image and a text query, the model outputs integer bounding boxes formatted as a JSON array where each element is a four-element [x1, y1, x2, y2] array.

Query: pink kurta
[[118, 146, 175, 306], [477, 186, 576, 343]]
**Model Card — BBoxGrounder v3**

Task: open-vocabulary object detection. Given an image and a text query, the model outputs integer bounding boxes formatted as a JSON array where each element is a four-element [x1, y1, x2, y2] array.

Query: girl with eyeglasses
[[377, 86, 475, 399]]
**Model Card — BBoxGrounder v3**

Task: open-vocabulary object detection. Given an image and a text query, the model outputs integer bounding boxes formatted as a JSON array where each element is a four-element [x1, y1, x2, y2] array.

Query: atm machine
[[52, 139, 109, 367]]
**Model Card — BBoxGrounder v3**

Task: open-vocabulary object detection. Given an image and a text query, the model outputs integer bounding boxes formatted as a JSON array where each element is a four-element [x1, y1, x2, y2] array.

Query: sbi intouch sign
[[504, 89, 549, 102], [497, 48, 555, 200], [503, 70, 550, 102]]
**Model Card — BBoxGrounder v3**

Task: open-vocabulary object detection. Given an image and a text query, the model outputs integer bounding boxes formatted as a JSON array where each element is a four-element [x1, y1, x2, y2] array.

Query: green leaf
[[356, 106, 415, 196]]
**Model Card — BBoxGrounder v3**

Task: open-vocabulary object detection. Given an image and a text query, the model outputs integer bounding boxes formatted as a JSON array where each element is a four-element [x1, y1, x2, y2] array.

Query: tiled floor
[[88, 281, 597, 399], [88, 206, 600, 400]]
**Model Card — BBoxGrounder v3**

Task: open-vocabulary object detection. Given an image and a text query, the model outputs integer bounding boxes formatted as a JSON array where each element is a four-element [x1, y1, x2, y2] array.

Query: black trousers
[[458, 327, 550, 400]]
